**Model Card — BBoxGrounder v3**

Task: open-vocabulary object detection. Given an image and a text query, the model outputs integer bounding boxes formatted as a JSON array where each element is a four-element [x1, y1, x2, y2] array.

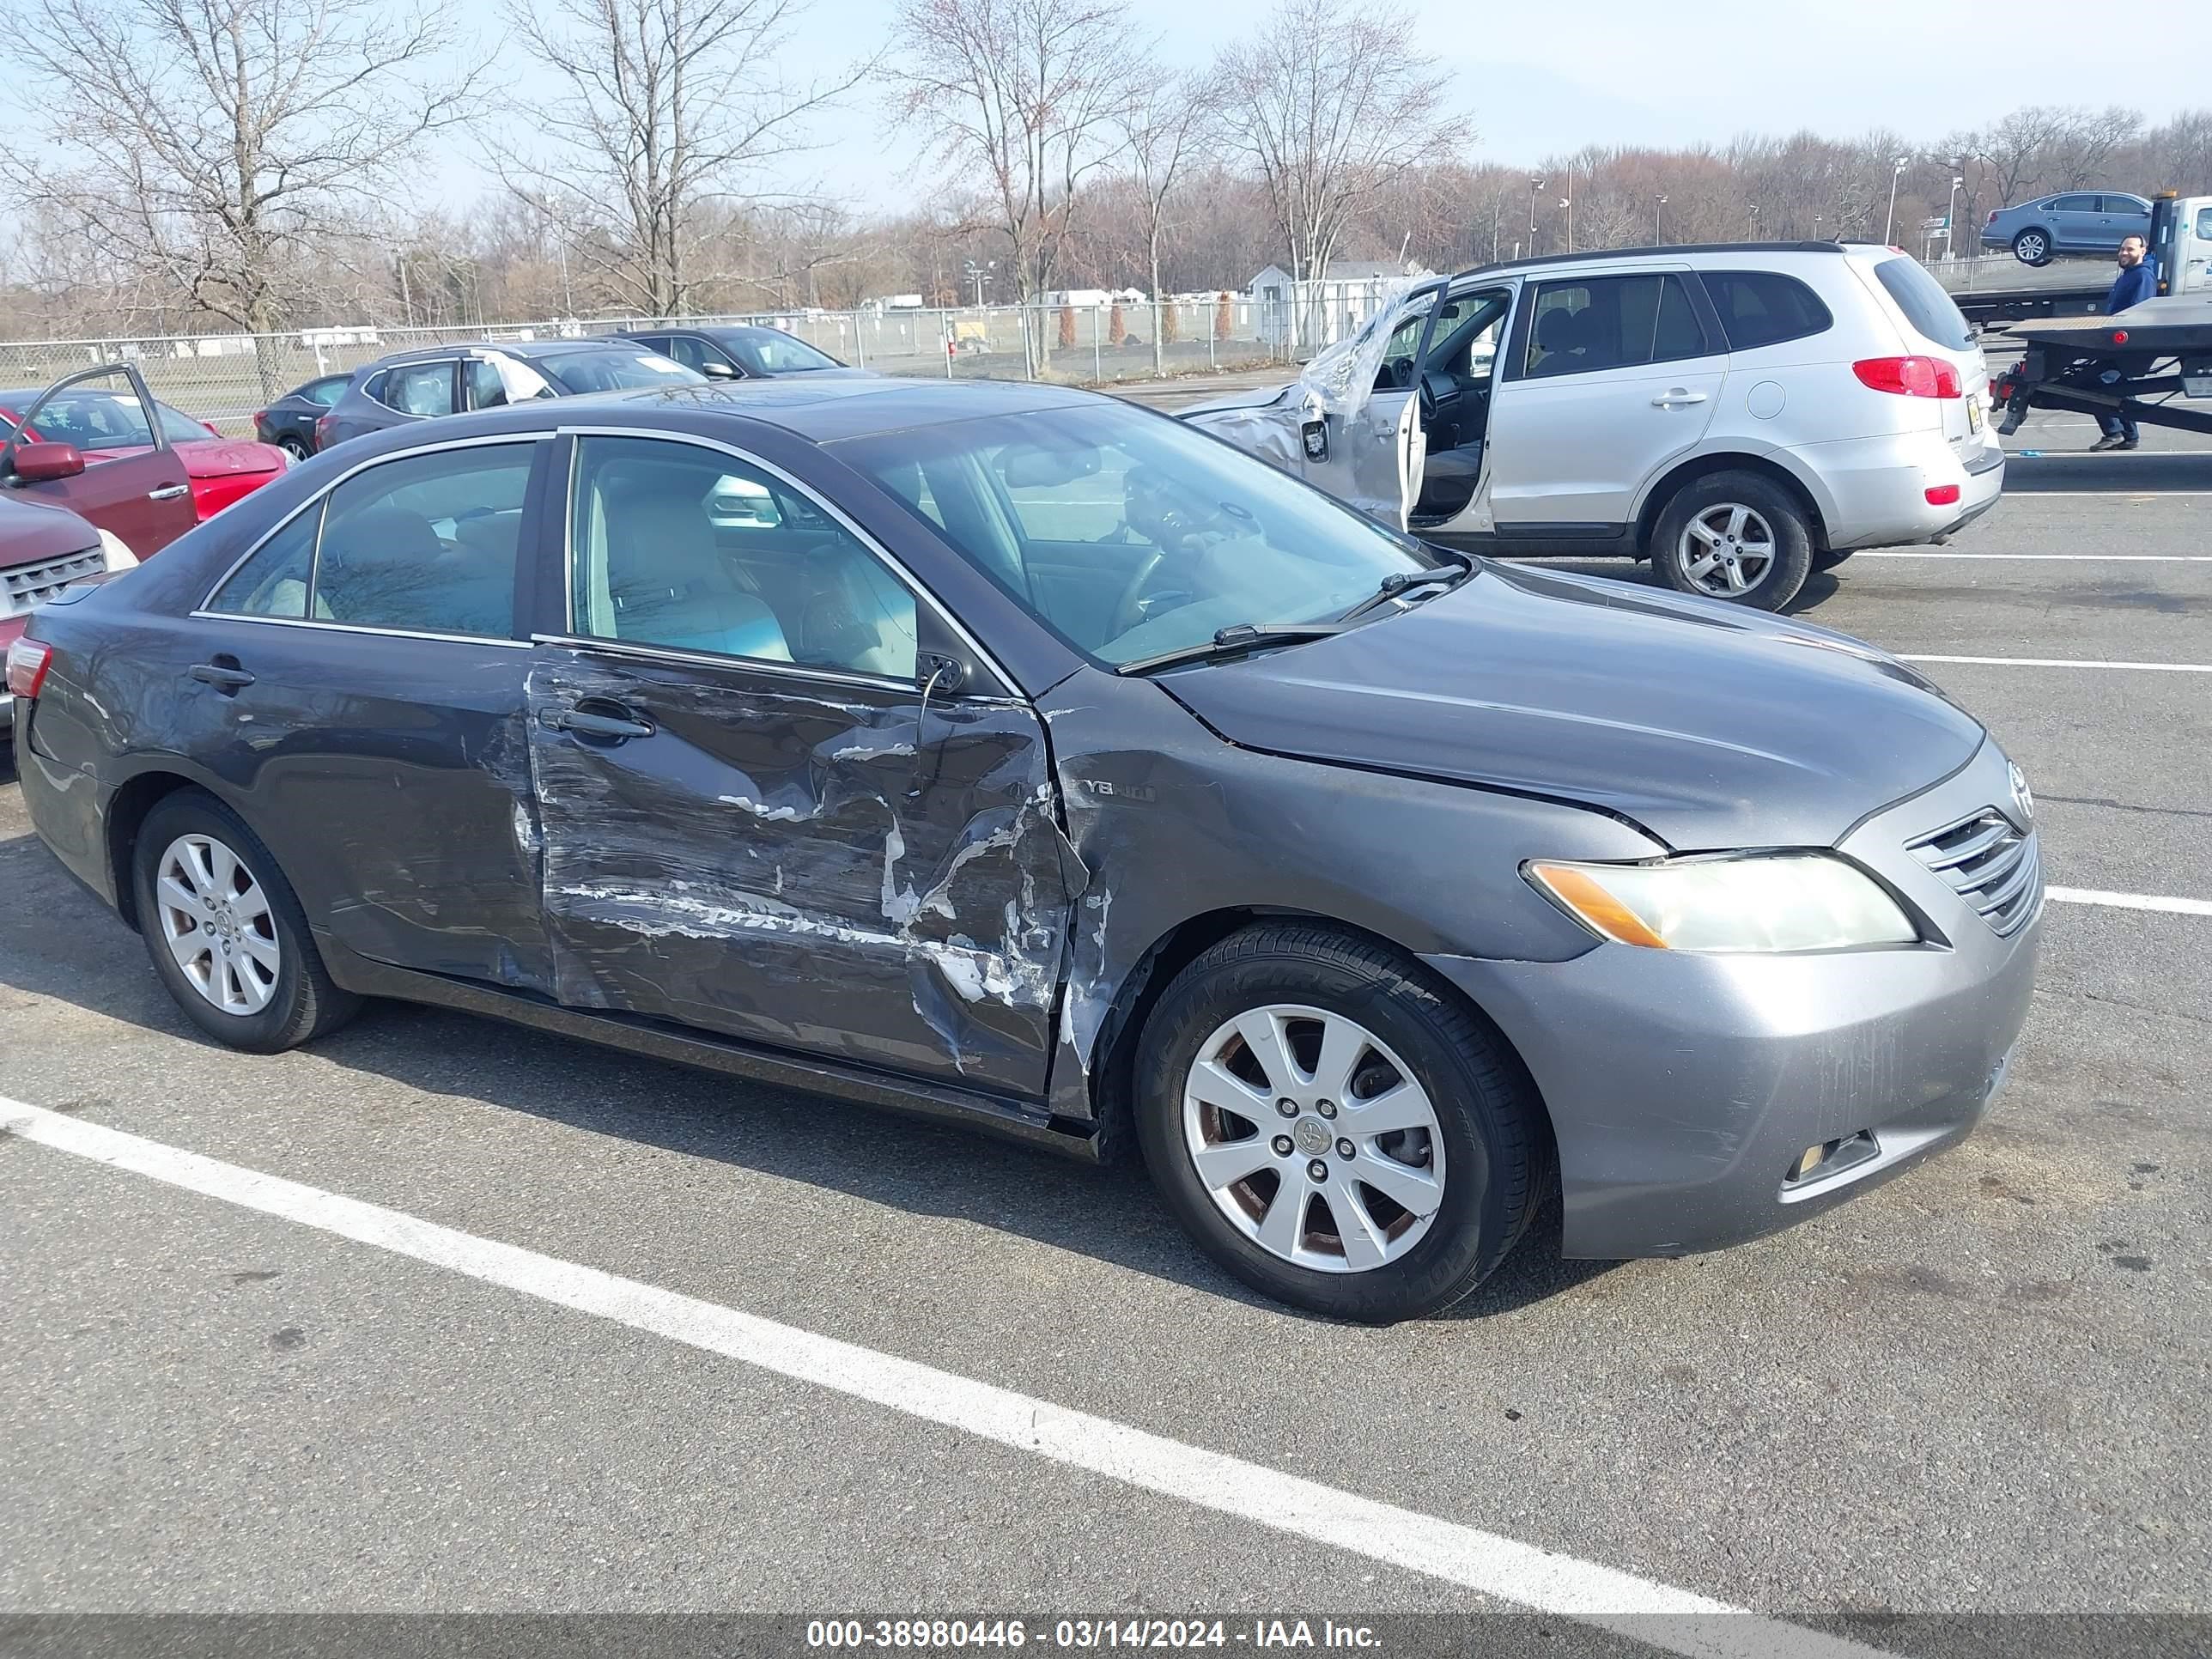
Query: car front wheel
[[1650, 471, 1813, 611], [2013, 228, 2051, 265], [1133, 925, 1547, 1323], [277, 435, 312, 461], [132, 788, 359, 1053]]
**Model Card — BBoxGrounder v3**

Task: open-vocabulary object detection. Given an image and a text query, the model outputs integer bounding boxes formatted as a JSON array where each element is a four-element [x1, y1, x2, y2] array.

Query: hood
[[174, 437, 285, 477], [1160, 563, 1985, 850], [0, 493, 100, 569], [1177, 381, 1296, 417]]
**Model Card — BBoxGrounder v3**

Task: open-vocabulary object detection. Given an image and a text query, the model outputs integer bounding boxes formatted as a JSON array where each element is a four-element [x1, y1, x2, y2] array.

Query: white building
[[1249, 259, 1431, 349]]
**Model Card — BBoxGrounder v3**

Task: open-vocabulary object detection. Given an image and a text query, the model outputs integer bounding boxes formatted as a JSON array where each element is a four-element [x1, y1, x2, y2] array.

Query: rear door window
[[2055, 194, 2099, 214], [1698, 270, 1834, 350], [207, 506, 322, 619], [380, 362, 457, 416], [1871, 257, 1975, 350], [311, 442, 537, 635], [1522, 274, 1711, 379]]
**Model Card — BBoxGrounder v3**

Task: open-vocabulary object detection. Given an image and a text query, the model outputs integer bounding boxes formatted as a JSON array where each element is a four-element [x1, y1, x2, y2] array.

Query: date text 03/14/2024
[[805, 1619, 1382, 1650]]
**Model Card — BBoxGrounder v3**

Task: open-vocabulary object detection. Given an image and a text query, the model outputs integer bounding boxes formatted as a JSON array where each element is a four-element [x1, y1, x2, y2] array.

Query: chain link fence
[[0, 294, 1346, 439]]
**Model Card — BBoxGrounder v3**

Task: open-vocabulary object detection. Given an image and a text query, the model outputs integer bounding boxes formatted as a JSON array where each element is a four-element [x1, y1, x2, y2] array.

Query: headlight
[[1525, 853, 1918, 953], [97, 528, 139, 573]]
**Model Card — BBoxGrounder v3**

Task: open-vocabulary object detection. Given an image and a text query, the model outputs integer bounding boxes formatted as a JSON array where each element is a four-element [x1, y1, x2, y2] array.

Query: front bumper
[[1425, 738, 2041, 1260]]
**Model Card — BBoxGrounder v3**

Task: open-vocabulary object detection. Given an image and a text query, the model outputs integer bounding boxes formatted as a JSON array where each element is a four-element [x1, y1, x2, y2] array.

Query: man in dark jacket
[[2092, 235, 2157, 450]]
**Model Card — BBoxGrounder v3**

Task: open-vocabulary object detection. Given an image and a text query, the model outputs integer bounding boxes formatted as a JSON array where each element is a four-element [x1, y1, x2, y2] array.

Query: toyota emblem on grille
[[2008, 763, 2034, 829]]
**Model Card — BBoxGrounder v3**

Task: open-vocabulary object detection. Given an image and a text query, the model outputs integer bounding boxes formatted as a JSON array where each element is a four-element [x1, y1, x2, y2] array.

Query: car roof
[[624, 324, 800, 341], [609, 375, 1098, 441], [362, 338, 657, 368], [1449, 240, 1855, 283]]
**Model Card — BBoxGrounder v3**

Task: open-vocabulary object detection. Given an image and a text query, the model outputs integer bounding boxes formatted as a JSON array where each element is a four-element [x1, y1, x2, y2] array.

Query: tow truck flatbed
[[1992, 294, 2212, 438]]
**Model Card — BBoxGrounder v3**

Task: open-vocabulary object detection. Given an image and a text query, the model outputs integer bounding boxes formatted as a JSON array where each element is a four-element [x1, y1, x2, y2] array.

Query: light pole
[[1561, 171, 1573, 253], [1943, 173, 1964, 260], [1654, 194, 1667, 244], [963, 259, 996, 307], [1748, 204, 1761, 239], [1883, 155, 1909, 245], [1529, 176, 1544, 257]]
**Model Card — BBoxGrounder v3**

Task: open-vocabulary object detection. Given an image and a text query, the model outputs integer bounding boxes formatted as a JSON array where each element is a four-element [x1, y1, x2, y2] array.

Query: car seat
[[599, 475, 791, 662]]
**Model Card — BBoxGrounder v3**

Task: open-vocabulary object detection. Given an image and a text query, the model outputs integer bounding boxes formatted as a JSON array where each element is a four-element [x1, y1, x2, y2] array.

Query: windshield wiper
[[1333, 551, 1476, 623], [1116, 622, 1351, 677]]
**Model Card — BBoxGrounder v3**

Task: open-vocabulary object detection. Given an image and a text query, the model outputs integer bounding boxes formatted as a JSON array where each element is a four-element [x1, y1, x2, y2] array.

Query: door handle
[[544, 703, 655, 742], [148, 484, 191, 501], [1651, 390, 1709, 408], [189, 662, 255, 690]]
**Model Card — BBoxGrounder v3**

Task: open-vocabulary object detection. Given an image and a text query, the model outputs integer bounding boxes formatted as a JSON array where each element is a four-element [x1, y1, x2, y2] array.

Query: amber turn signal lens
[[1526, 862, 1669, 949]]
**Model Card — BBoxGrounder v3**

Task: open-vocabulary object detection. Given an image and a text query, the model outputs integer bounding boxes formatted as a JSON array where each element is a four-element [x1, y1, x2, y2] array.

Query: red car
[[1, 492, 127, 746], [1, 364, 289, 558]]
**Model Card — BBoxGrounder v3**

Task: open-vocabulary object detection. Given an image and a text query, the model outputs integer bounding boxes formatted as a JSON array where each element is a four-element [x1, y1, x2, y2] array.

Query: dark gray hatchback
[[6, 376, 2041, 1321]]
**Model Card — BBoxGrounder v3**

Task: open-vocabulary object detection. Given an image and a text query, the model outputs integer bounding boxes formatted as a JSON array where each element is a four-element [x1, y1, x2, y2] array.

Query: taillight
[[1854, 356, 1962, 398], [1986, 210, 2000, 224], [313, 415, 333, 449], [5, 635, 52, 700], [202, 420, 222, 436], [252, 410, 269, 426]]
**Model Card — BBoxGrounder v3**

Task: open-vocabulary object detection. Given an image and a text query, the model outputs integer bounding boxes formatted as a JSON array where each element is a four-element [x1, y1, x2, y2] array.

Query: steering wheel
[[1417, 373, 1438, 427], [1108, 548, 1171, 640]]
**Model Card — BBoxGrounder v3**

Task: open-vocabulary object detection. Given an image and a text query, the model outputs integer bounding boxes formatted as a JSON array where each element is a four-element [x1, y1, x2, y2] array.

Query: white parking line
[[2049, 886, 2212, 918], [1857, 559, 2212, 566], [1899, 654, 2212, 673], [1997, 490, 2212, 498], [0, 1097, 1887, 1659]]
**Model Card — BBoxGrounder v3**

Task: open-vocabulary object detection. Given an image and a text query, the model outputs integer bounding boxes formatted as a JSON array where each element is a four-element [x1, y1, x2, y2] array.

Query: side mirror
[[701, 360, 740, 380], [13, 441, 85, 482], [1299, 393, 1329, 462], [917, 653, 967, 696]]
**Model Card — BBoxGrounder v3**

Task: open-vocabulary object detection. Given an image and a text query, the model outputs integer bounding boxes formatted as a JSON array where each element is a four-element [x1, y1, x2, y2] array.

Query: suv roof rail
[[1455, 240, 1845, 279]]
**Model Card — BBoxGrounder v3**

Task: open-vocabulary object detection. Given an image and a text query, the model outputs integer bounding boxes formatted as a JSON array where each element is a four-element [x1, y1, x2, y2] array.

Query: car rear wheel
[[1651, 471, 1812, 611], [132, 789, 360, 1053], [2012, 228, 2051, 266], [1133, 924, 1546, 1323]]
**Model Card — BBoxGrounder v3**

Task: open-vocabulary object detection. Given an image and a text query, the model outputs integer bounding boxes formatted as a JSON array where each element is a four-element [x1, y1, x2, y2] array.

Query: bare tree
[[497, 0, 869, 319], [0, 0, 477, 380], [2045, 106, 2146, 189], [1113, 68, 1212, 373], [1213, 0, 1468, 299], [886, 0, 1133, 370]]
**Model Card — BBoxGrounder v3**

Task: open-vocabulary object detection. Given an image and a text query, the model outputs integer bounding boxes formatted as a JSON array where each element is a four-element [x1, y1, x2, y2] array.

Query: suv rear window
[[1872, 257, 1974, 350], [1699, 271, 1832, 350]]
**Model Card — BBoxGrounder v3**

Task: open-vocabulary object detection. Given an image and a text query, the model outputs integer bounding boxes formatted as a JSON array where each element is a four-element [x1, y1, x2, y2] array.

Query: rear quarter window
[[1871, 258, 1974, 351], [1699, 270, 1833, 350]]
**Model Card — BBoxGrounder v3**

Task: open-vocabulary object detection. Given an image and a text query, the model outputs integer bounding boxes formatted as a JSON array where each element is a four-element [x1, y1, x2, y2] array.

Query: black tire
[[2012, 228, 2051, 267], [277, 435, 312, 461], [1650, 470, 1813, 612], [1133, 924, 1547, 1323], [131, 787, 359, 1053], [1812, 546, 1854, 572]]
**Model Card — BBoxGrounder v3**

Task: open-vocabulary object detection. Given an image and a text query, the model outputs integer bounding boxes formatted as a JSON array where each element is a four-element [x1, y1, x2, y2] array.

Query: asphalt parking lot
[[2, 389, 2208, 1657]]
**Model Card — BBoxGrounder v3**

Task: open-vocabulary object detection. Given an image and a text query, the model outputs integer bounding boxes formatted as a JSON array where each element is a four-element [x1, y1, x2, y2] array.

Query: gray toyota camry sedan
[[5, 377, 2041, 1322]]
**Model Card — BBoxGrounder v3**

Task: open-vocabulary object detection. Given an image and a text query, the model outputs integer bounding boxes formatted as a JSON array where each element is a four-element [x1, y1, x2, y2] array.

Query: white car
[[1182, 243, 2005, 611]]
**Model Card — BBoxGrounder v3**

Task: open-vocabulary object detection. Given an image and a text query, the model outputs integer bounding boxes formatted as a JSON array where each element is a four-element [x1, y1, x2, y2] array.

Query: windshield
[[155, 402, 212, 441], [542, 349, 706, 394], [724, 330, 841, 374], [836, 403, 1436, 667]]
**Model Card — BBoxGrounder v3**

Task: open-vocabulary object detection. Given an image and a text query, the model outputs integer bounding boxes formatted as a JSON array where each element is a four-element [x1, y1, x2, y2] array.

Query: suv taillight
[[1854, 356, 1961, 398], [5, 635, 52, 700], [313, 415, 333, 448]]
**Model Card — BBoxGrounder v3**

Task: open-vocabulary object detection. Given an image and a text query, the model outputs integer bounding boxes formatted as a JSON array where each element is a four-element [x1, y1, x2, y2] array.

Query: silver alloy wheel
[[1676, 502, 1776, 598], [1181, 1003, 1445, 1273], [2014, 230, 2048, 264], [154, 833, 281, 1015]]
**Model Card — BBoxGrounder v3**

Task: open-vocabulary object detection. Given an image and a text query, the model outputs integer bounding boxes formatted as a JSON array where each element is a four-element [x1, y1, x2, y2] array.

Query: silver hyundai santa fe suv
[[1184, 241, 2004, 611]]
